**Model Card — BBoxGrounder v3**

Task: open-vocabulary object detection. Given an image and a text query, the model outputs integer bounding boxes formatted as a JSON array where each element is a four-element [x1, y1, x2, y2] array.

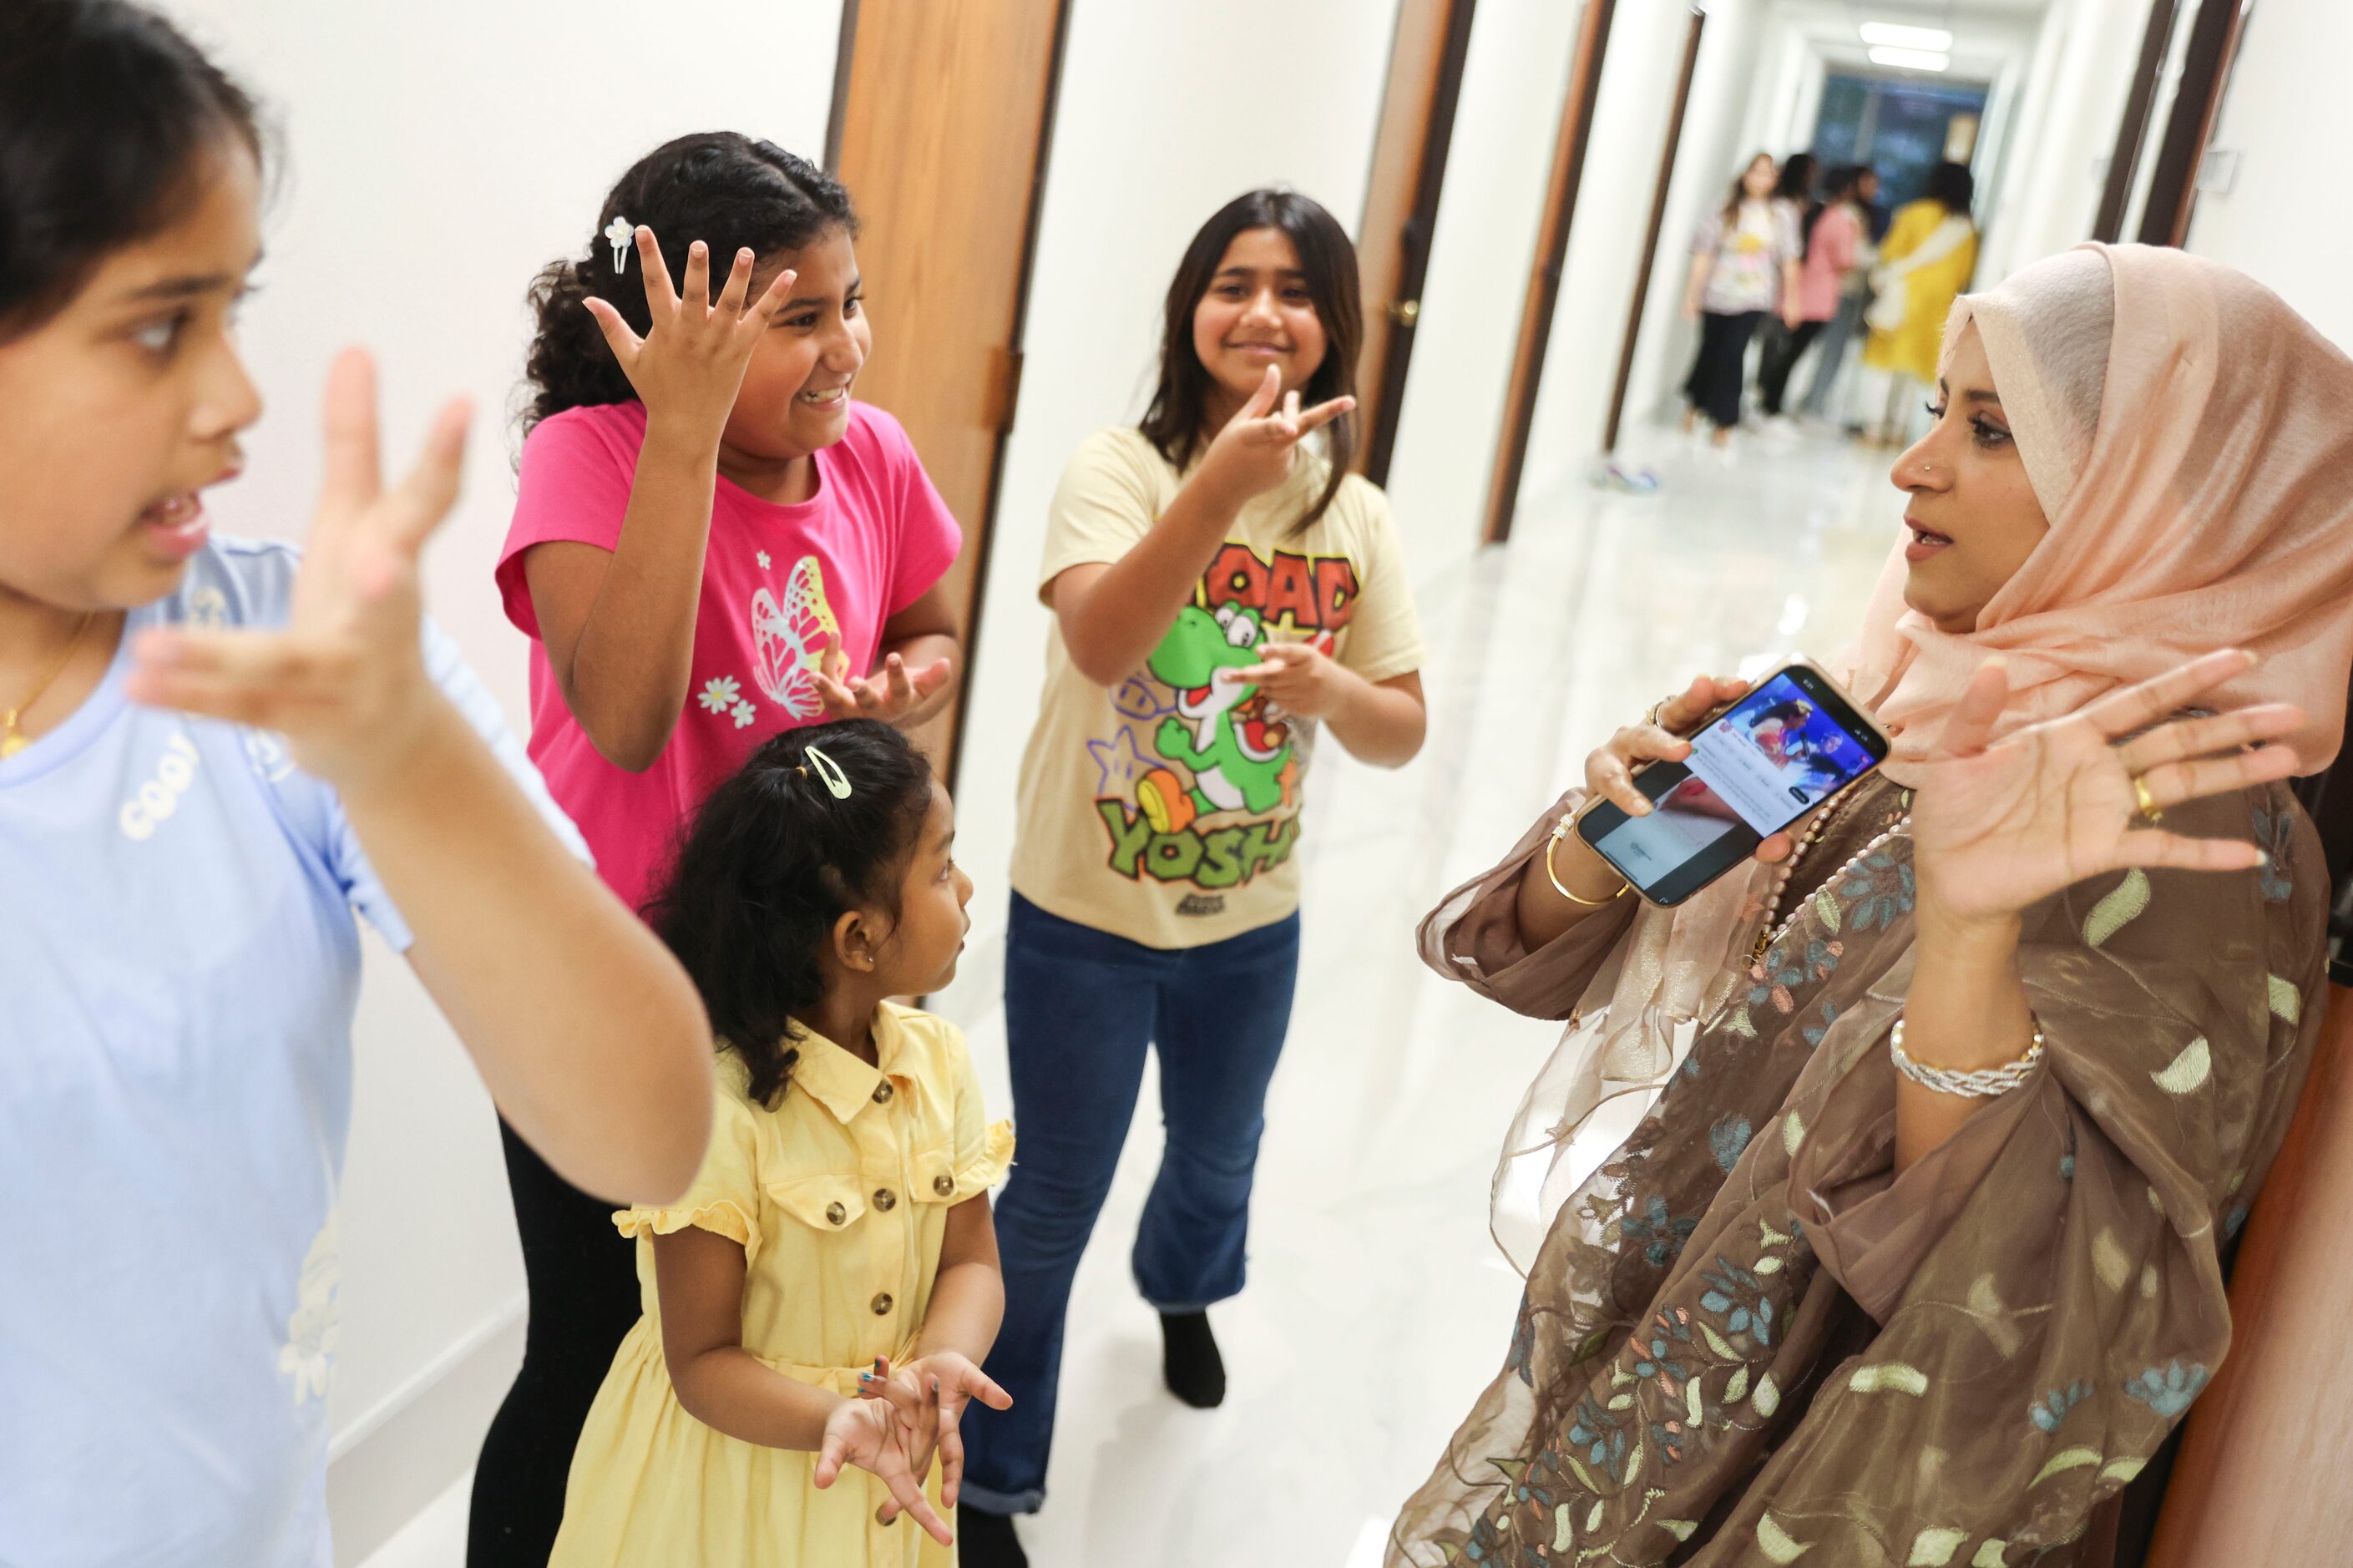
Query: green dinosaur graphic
[[1134, 602, 1296, 833]]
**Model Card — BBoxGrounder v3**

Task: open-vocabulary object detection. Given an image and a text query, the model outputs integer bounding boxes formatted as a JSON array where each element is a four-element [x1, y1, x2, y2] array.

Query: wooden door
[[1483, 0, 1617, 544], [1356, 0, 1480, 487], [825, 0, 1071, 781]]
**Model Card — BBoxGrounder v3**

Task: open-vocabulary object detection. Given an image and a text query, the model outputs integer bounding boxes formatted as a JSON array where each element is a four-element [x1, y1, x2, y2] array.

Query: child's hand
[[812, 643, 954, 724], [126, 350, 464, 795], [813, 1397, 953, 1545], [858, 1352, 1013, 1513], [584, 227, 797, 450], [1194, 364, 1354, 512], [1223, 635, 1348, 721]]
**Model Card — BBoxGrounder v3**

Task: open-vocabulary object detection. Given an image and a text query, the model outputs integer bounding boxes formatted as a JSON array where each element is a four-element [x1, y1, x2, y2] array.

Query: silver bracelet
[[1890, 1016, 2047, 1098]]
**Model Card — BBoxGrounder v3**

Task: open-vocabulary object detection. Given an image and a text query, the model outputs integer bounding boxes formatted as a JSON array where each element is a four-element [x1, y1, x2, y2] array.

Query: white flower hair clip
[[605, 216, 634, 274]]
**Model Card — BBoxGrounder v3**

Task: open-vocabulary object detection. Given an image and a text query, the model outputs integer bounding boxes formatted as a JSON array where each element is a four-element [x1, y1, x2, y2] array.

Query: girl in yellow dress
[[550, 718, 1015, 1565]]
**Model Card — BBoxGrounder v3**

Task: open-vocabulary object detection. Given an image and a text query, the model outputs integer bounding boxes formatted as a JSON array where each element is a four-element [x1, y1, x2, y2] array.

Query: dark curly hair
[[1139, 188, 1362, 534], [644, 720, 935, 1109], [520, 132, 857, 433], [0, 0, 263, 341]]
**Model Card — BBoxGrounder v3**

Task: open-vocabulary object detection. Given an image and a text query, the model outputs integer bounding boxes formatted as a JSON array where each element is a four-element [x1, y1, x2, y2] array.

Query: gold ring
[[1645, 700, 1671, 727], [2132, 772, 2164, 825]]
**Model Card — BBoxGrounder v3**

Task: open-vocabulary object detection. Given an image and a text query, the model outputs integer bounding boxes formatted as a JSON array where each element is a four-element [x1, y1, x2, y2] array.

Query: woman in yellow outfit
[[551, 720, 1015, 1566], [1862, 160, 1981, 442]]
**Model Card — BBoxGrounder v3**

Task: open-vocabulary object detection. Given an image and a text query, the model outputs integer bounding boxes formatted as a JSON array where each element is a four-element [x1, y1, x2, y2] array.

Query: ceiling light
[[1869, 46, 1952, 71], [1860, 22, 1955, 49]]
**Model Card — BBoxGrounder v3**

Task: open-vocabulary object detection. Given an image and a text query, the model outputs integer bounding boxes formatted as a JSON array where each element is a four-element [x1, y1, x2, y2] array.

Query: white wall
[[1510, 0, 1747, 500], [155, 3, 843, 1558], [1976, 0, 2155, 282], [2186, 0, 2353, 352], [931, 0, 1396, 1032], [1598, 0, 1770, 450], [1373, 0, 1590, 575]]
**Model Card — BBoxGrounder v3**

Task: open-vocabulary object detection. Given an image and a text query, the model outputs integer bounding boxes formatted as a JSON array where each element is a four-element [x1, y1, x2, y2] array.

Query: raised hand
[[1909, 650, 2302, 927], [125, 349, 468, 792], [858, 1352, 1013, 1515], [583, 227, 797, 447], [1194, 364, 1354, 510], [813, 1395, 953, 1545], [812, 644, 954, 724]]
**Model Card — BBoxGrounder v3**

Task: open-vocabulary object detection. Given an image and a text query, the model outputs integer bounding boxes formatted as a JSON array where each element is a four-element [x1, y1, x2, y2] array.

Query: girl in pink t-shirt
[[477, 132, 963, 1566]]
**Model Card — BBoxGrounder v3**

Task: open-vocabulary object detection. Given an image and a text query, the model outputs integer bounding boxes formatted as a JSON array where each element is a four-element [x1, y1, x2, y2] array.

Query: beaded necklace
[[1749, 778, 1915, 963]]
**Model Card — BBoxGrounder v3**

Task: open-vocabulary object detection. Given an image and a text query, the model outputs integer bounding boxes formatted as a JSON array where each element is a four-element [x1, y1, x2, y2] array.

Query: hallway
[[361, 424, 1907, 1567]]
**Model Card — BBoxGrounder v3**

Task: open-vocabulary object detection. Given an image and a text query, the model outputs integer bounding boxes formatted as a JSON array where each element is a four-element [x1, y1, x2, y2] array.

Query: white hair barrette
[[604, 216, 634, 274], [800, 745, 853, 800]]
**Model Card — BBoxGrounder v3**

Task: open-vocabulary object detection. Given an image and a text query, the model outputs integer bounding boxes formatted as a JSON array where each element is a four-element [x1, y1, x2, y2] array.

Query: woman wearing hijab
[[1389, 244, 2353, 1565]]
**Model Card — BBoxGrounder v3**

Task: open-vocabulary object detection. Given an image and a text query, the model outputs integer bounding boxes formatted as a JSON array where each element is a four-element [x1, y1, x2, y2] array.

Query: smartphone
[[1574, 659, 1890, 907]]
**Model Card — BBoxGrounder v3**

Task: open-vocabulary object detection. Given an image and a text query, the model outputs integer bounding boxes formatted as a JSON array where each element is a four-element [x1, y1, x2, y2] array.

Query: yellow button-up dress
[[549, 1004, 1014, 1567]]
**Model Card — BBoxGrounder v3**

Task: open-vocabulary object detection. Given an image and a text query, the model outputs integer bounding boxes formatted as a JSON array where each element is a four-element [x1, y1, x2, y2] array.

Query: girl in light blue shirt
[[0, 4, 716, 1563]]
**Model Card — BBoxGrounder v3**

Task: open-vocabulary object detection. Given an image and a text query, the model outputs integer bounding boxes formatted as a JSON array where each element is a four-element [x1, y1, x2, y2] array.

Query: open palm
[[1910, 650, 2302, 924]]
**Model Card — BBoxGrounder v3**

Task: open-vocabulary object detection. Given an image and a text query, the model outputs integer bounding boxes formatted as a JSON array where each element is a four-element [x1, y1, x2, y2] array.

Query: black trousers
[[467, 1120, 643, 1565], [1683, 309, 1765, 430], [1758, 317, 1827, 417]]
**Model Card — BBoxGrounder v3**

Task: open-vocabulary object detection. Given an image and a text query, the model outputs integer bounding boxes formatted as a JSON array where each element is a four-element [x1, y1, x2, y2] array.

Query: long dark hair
[[1720, 152, 1776, 229], [1923, 160, 1978, 220], [0, 0, 263, 341], [1138, 188, 1362, 532], [645, 720, 935, 1109], [1772, 153, 1818, 204], [521, 133, 857, 433]]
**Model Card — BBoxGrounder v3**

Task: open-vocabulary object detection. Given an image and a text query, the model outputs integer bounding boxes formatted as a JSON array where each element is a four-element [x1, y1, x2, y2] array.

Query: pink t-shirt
[[1797, 203, 1863, 323], [496, 399, 961, 913]]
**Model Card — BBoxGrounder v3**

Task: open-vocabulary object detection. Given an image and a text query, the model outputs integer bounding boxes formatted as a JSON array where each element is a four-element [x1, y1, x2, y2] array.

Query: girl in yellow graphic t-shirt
[[960, 190, 1430, 1568], [549, 719, 1015, 1567]]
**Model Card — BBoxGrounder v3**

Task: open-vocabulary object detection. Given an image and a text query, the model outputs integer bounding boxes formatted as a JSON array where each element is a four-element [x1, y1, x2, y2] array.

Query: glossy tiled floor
[[359, 422, 1907, 1567]]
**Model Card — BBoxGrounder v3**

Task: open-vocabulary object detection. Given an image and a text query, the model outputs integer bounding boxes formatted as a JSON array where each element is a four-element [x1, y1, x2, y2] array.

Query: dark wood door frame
[[1602, 3, 1705, 455], [1483, 0, 1617, 545], [2092, 0, 2179, 243], [824, 0, 1075, 792], [822, 0, 861, 175], [2138, 0, 2254, 246], [1356, 0, 1480, 487], [944, 2, 1073, 789]]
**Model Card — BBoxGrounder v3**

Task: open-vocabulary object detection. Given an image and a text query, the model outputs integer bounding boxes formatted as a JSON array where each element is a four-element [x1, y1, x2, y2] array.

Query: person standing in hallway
[[0, 6, 715, 1564], [473, 134, 967, 1566], [1681, 153, 1804, 448], [1800, 164, 1883, 422], [1761, 164, 1866, 424], [1860, 160, 1980, 446], [954, 188, 1429, 1568], [1750, 152, 1819, 432]]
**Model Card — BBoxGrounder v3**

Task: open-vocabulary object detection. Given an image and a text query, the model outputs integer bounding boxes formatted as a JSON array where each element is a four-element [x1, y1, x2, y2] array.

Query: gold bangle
[[1546, 817, 1629, 906]]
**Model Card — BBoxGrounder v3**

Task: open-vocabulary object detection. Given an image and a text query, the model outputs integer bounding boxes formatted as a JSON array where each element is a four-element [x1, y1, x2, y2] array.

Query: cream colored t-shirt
[[1009, 426, 1426, 949]]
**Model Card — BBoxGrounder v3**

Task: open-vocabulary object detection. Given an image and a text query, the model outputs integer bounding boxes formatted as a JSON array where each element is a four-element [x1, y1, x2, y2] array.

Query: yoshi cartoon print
[[1011, 424, 1425, 949], [1090, 541, 1355, 896]]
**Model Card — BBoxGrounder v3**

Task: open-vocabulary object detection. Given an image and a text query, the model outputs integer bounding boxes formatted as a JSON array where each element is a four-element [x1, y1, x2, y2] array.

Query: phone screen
[[1576, 667, 1886, 905]]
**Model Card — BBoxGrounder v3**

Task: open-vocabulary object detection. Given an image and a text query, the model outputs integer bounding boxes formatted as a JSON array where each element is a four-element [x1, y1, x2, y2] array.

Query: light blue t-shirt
[[0, 539, 587, 1568]]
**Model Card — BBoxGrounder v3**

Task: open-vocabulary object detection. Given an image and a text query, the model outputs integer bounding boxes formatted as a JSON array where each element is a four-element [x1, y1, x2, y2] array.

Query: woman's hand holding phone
[[1579, 674, 1795, 864]]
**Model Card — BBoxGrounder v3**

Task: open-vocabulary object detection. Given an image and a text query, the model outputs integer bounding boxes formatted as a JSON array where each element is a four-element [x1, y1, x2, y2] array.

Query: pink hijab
[[1849, 241, 2353, 779], [1480, 245, 2353, 1254]]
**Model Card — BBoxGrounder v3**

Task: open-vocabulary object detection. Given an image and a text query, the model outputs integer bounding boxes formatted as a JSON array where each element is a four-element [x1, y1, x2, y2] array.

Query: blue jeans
[[959, 893, 1301, 1515]]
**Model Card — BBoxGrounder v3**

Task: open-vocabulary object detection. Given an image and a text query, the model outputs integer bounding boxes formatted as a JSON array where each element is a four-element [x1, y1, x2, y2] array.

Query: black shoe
[[1160, 1308, 1227, 1409], [958, 1505, 1029, 1568]]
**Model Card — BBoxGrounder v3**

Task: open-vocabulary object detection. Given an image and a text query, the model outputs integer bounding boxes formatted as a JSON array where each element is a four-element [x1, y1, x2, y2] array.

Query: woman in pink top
[[1759, 164, 1868, 419], [473, 132, 964, 1567]]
